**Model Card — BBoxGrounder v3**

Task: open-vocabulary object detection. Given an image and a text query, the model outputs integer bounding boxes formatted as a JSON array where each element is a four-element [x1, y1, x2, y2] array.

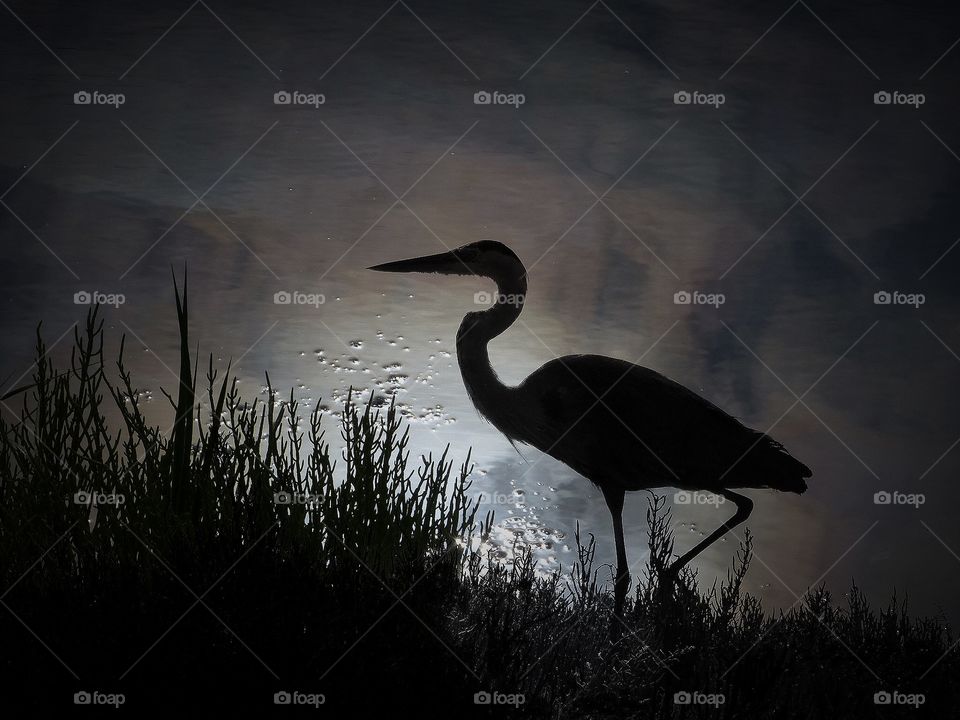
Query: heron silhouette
[[369, 240, 811, 625]]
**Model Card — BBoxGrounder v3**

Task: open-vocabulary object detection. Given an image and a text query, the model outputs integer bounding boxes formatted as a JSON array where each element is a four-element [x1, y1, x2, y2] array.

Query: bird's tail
[[740, 433, 811, 494]]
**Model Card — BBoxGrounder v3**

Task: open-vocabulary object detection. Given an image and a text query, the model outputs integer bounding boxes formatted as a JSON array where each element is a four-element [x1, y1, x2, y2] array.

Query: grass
[[0, 282, 955, 716]]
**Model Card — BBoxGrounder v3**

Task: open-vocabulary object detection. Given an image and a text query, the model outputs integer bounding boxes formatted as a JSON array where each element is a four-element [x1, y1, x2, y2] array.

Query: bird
[[369, 240, 811, 627]]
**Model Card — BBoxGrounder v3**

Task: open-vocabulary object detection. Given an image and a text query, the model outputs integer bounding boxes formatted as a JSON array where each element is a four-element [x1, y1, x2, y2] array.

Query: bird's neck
[[455, 272, 527, 421]]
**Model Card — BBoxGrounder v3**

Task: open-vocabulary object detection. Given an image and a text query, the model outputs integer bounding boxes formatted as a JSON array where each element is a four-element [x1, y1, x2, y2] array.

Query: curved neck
[[455, 269, 527, 420]]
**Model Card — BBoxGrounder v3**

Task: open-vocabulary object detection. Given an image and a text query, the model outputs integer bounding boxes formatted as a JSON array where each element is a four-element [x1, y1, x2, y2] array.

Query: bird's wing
[[516, 354, 809, 491]]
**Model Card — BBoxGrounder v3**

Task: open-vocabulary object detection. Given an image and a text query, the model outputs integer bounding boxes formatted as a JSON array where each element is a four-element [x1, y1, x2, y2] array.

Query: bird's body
[[371, 239, 811, 629], [469, 354, 809, 496]]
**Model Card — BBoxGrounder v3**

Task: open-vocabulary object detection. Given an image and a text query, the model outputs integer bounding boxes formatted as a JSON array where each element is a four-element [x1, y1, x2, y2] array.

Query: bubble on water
[[349, 339, 363, 349], [475, 517, 564, 576], [394, 403, 456, 426]]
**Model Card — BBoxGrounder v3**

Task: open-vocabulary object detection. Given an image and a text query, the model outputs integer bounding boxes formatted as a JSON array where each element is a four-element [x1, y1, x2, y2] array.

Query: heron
[[369, 240, 811, 624]]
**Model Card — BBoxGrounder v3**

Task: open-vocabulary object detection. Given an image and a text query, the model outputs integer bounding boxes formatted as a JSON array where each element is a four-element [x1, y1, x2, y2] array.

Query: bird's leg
[[602, 486, 629, 637], [663, 490, 753, 586]]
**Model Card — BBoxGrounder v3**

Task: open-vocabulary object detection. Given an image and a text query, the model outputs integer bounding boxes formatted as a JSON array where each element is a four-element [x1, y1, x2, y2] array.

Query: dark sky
[[1, 0, 959, 623]]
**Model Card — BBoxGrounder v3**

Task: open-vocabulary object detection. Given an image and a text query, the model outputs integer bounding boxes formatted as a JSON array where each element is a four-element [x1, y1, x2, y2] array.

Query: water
[[1, 0, 958, 623]]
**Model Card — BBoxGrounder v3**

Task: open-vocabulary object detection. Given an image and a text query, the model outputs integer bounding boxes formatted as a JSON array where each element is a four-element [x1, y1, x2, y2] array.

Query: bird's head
[[368, 241, 525, 287]]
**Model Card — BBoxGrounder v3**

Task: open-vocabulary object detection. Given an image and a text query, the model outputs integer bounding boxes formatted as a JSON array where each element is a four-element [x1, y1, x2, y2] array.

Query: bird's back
[[507, 354, 811, 494]]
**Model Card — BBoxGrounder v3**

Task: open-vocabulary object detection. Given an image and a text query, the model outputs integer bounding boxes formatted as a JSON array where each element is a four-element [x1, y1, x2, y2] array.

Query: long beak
[[368, 249, 468, 276]]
